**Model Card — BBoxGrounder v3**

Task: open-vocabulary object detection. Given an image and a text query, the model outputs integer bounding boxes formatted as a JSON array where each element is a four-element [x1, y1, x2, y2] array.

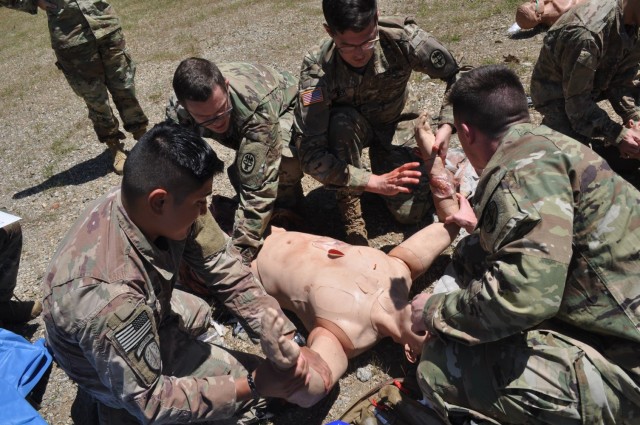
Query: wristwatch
[[292, 331, 306, 347]]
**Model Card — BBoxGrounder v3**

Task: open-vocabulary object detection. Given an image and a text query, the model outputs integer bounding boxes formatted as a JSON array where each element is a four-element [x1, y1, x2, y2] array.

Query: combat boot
[[132, 127, 147, 141], [0, 299, 42, 324], [105, 138, 127, 175], [337, 193, 369, 246]]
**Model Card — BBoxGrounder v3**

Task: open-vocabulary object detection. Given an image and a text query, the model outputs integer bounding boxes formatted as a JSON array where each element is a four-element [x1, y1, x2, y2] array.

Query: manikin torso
[[252, 229, 412, 358], [542, 0, 581, 22]]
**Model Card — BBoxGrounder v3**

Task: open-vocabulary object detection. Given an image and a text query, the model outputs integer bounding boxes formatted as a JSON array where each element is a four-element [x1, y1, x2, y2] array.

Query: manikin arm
[[388, 113, 470, 281], [414, 112, 458, 220], [388, 223, 459, 281], [260, 309, 345, 408]]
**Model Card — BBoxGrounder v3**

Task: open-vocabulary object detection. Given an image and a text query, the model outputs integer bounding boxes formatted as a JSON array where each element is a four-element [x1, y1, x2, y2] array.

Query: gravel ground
[[0, 1, 547, 423]]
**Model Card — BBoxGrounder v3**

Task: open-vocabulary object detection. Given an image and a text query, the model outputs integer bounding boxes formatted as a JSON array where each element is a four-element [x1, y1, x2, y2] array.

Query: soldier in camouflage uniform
[[167, 58, 303, 264], [42, 121, 330, 424], [0, 0, 148, 175], [411, 65, 640, 424], [0, 219, 42, 326], [530, 0, 640, 187], [294, 0, 461, 245]]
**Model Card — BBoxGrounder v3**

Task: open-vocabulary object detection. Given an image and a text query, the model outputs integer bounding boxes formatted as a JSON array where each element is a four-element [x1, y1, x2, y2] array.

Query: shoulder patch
[[143, 340, 161, 372], [301, 87, 324, 106], [109, 308, 161, 386], [115, 310, 152, 352], [430, 49, 446, 69], [240, 153, 256, 174]]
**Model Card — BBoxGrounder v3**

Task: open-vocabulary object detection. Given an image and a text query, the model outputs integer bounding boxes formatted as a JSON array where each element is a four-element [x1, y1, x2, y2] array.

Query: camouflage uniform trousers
[[537, 101, 640, 189], [419, 236, 640, 425], [327, 106, 433, 225], [275, 108, 304, 210], [71, 290, 265, 425], [54, 29, 148, 143], [0, 221, 21, 302]]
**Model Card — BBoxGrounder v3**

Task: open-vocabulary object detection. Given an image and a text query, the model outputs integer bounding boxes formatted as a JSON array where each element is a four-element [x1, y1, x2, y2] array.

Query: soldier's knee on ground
[[383, 189, 434, 225]]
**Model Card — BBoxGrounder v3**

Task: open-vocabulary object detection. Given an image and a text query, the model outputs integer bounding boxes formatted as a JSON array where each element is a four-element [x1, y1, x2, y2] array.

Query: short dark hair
[[322, 0, 377, 33], [172, 57, 226, 103], [448, 65, 530, 138], [122, 120, 222, 205]]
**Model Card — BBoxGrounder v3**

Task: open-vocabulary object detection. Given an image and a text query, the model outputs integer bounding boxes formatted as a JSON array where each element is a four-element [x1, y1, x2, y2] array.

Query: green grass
[[43, 163, 56, 179], [416, 0, 521, 25], [442, 34, 462, 43], [50, 137, 75, 157]]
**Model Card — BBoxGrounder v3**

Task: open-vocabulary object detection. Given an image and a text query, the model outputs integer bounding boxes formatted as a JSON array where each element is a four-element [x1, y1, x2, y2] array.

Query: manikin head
[[121, 121, 222, 242], [448, 65, 530, 171], [515, 2, 542, 29], [173, 58, 233, 135], [394, 303, 427, 363], [322, 0, 380, 69], [379, 290, 427, 363]]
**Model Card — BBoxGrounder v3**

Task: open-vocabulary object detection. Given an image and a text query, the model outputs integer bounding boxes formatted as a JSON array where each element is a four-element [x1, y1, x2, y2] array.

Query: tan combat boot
[[105, 138, 127, 175], [132, 127, 147, 141], [337, 193, 369, 246], [0, 299, 42, 324]]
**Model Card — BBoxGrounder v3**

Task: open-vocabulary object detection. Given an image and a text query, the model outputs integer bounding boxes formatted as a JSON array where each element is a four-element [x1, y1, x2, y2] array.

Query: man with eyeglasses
[[294, 0, 461, 246], [167, 58, 304, 264]]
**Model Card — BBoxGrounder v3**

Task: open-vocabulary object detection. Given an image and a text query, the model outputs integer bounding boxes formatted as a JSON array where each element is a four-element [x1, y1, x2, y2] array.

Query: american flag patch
[[115, 311, 152, 353], [301, 87, 324, 106]]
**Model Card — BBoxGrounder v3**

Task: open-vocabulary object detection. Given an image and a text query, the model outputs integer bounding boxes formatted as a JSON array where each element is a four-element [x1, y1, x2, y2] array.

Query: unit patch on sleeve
[[430, 49, 446, 69], [301, 87, 324, 106], [240, 153, 256, 174], [115, 310, 152, 352], [110, 308, 162, 385]]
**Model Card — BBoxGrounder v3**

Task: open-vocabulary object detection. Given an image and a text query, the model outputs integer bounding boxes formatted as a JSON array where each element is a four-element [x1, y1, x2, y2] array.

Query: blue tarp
[[0, 329, 52, 425]]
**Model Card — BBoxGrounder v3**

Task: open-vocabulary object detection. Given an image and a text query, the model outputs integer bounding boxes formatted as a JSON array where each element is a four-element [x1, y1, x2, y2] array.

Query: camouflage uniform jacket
[[42, 188, 294, 423], [0, 0, 121, 50], [166, 62, 298, 262], [423, 123, 640, 380], [530, 0, 640, 144], [294, 16, 459, 190]]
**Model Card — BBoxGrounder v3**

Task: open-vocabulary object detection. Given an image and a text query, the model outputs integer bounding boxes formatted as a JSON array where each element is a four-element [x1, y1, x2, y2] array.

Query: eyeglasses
[[336, 32, 379, 54], [196, 93, 233, 128]]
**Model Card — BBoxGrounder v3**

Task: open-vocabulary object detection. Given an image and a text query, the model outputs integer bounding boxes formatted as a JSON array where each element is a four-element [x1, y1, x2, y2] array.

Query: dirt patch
[[0, 0, 546, 424]]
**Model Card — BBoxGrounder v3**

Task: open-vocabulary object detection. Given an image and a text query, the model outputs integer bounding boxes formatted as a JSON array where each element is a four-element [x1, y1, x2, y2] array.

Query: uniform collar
[[115, 190, 183, 282], [473, 123, 535, 215]]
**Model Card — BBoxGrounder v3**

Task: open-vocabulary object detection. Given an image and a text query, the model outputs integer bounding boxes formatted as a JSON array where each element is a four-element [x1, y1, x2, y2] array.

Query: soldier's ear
[[323, 23, 334, 37], [404, 343, 419, 363], [460, 122, 475, 145], [148, 189, 168, 215]]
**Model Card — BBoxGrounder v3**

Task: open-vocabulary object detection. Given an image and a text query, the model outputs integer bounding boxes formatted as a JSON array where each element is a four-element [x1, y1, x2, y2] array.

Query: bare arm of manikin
[[388, 112, 462, 281], [260, 309, 347, 408]]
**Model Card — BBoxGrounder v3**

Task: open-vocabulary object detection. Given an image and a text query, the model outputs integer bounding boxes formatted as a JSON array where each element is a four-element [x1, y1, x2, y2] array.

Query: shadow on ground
[[303, 187, 435, 246], [12, 151, 111, 199], [272, 338, 415, 425]]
